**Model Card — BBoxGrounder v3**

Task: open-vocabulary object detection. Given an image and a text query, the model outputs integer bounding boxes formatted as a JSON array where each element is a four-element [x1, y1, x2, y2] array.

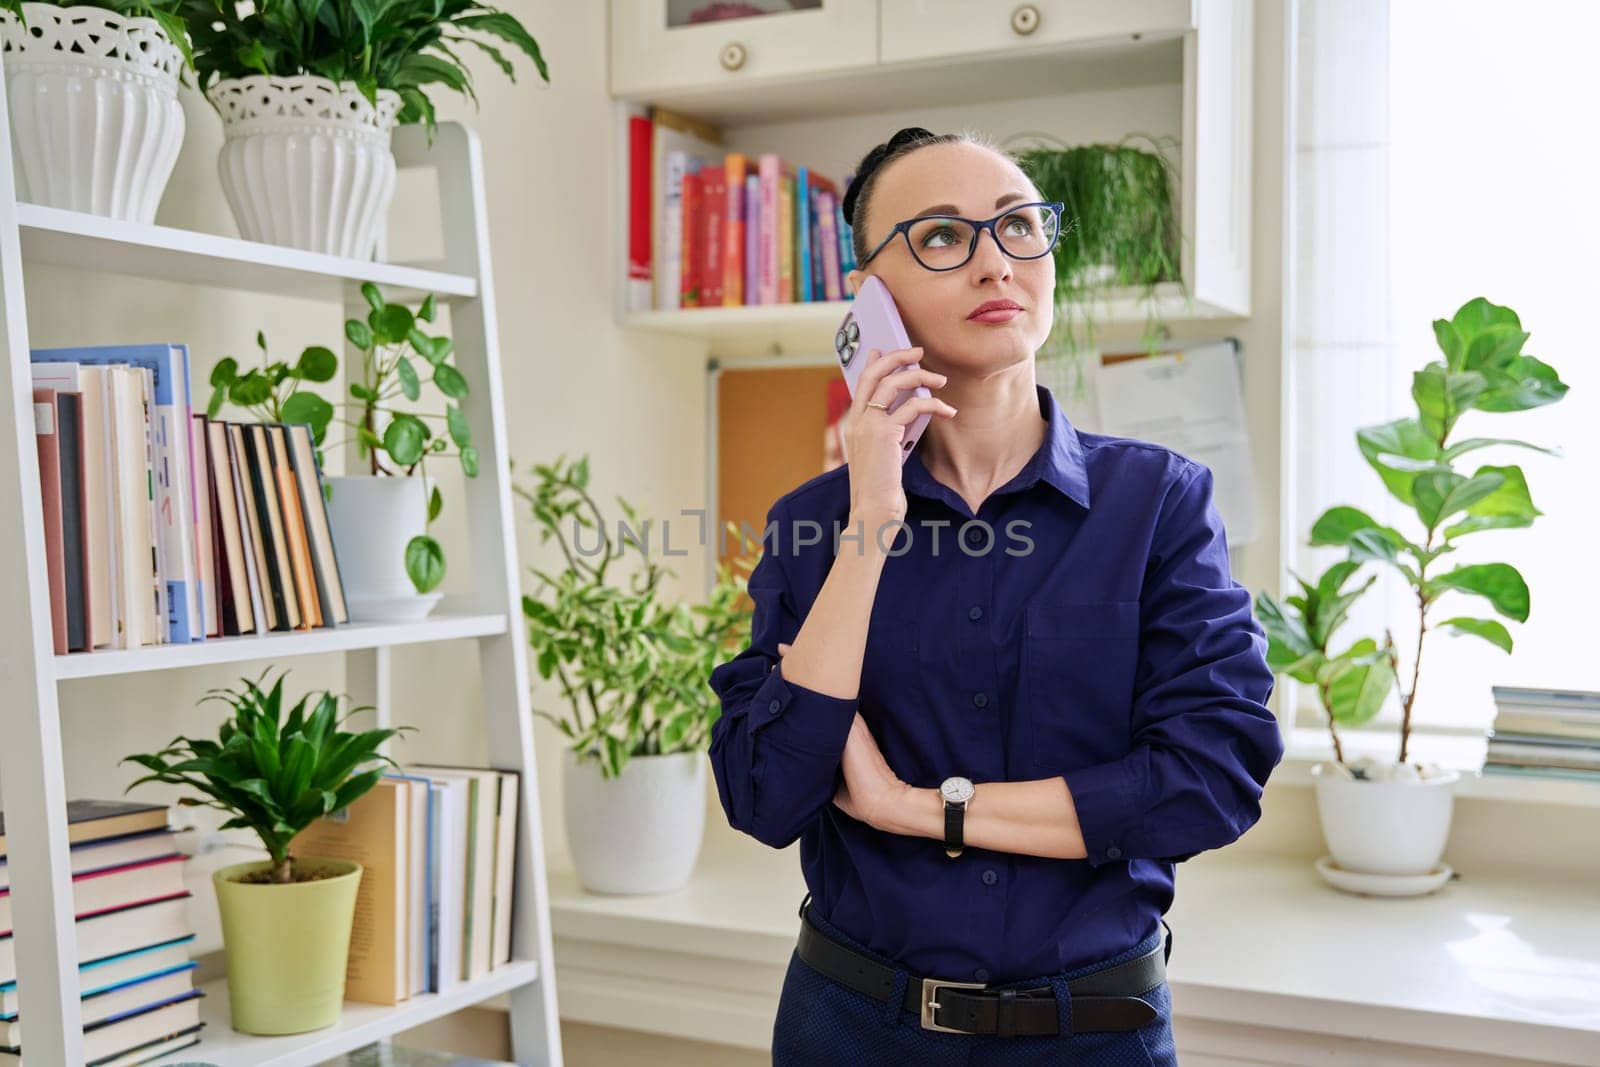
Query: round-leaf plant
[[122, 669, 414, 884], [207, 283, 478, 594]]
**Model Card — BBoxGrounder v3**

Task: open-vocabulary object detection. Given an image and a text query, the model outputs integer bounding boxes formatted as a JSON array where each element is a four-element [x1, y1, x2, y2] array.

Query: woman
[[708, 127, 1284, 1065]]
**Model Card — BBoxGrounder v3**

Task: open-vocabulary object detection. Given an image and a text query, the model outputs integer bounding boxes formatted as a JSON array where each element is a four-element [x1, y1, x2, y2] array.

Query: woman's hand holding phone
[[845, 345, 956, 526]]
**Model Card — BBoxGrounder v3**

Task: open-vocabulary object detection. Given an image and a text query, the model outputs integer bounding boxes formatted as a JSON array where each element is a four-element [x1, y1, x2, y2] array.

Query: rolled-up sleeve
[[707, 502, 860, 850], [1062, 464, 1284, 867]]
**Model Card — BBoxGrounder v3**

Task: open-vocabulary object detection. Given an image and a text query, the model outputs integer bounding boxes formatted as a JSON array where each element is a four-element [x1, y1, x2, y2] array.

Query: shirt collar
[[902, 383, 1092, 510]]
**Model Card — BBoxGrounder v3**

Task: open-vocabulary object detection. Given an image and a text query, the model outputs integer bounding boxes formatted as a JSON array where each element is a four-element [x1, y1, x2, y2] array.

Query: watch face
[[941, 777, 974, 804]]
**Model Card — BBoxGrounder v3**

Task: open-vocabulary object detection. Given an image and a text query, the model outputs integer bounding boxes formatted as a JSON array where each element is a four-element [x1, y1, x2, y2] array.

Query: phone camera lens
[[846, 321, 860, 343]]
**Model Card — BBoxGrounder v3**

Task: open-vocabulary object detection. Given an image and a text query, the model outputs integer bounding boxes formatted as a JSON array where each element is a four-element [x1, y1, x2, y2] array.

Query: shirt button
[[965, 527, 984, 547], [972, 692, 988, 709], [974, 968, 991, 982], [1107, 846, 1123, 859], [968, 605, 983, 621], [768, 699, 781, 715], [981, 869, 998, 885]]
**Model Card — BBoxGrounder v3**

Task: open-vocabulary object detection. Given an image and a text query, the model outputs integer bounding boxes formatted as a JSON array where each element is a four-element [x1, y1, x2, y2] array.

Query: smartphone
[[834, 275, 933, 464]]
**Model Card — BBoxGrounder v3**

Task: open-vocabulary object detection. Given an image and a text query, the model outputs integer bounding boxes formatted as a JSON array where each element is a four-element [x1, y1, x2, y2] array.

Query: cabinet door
[[610, 0, 879, 99], [879, 0, 1194, 64]]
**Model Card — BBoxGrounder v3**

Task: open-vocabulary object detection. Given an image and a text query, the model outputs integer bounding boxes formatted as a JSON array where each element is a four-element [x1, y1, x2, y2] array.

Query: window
[[1286, 0, 1598, 756]]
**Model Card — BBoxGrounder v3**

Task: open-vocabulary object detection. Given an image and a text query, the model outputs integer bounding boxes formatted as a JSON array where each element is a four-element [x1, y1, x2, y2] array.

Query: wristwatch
[[939, 776, 975, 858]]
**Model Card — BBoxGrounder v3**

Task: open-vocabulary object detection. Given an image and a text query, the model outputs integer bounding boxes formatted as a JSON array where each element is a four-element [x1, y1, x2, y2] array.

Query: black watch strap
[[944, 800, 964, 857]]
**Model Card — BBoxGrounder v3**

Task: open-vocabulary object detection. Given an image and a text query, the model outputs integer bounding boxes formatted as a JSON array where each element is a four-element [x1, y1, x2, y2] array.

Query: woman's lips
[[969, 308, 1023, 324]]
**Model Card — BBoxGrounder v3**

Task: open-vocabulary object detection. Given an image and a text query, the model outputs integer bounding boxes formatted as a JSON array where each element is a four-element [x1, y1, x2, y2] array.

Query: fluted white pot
[[563, 749, 705, 895], [207, 74, 400, 259], [322, 474, 441, 622], [1312, 761, 1460, 875], [0, 4, 185, 222]]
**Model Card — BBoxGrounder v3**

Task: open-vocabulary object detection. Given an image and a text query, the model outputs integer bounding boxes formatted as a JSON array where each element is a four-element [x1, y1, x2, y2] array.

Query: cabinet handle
[[720, 41, 747, 72], [1010, 4, 1040, 36]]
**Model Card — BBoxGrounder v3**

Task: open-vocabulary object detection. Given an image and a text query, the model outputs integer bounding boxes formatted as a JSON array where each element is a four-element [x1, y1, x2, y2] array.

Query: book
[[243, 423, 299, 629], [387, 773, 434, 996], [205, 419, 254, 634], [1491, 685, 1600, 710], [0, 991, 203, 1063], [0, 800, 169, 859], [32, 388, 73, 655], [490, 771, 518, 967], [286, 423, 348, 625], [0, 961, 196, 1044], [0, 934, 195, 1018], [294, 778, 411, 1004], [268, 424, 321, 628], [409, 772, 466, 990], [30, 362, 115, 647], [106, 366, 159, 647], [410, 766, 497, 980], [0, 829, 181, 892], [189, 415, 218, 637], [0, 893, 191, 987], [31, 345, 200, 643], [0, 855, 186, 937], [225, 422, 271, 632]]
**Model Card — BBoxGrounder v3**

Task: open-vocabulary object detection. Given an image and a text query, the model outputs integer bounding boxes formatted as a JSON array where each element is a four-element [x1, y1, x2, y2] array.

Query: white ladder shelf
[[0, 98, 564, 1066]]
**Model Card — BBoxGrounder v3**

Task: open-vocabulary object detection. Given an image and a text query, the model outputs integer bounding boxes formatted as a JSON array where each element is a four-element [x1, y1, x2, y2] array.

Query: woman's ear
[[845, 268, 862, 297]]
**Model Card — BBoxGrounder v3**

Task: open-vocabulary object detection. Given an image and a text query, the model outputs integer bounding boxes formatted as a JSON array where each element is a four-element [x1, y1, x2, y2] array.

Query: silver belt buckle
[[920, 977, 988, 1033]]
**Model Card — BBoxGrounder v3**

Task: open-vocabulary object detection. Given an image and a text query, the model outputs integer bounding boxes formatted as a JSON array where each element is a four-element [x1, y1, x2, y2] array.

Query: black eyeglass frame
[[856, 200, 1066, 271]]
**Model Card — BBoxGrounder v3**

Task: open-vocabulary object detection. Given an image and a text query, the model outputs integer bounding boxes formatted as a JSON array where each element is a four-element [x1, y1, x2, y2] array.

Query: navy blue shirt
[[708, 383, 1283, 983]]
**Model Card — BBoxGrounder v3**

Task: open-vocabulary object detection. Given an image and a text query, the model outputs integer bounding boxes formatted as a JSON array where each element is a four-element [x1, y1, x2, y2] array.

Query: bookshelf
[[0, 101, 564, 1067]]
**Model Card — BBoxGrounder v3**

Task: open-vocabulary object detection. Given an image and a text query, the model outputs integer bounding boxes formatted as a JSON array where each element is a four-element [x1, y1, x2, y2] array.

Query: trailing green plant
[[1012, 133, 1190, 394], [177, 0, 549, 135], [122, 668, 413, 883], [516, 454, 759, 779], [1255, 297, 1568, 770], [0, 0, 195, 71], [207, 283, 477, 594]]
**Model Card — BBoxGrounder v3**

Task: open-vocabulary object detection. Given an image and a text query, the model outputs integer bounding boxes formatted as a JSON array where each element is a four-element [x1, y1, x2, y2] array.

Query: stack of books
[[1484, 686, 1600, 782], [628, 109, 860, 311], [0, 800, 202, 1064], [29, 343, 349, 654], [295, 766, 520, 1004]]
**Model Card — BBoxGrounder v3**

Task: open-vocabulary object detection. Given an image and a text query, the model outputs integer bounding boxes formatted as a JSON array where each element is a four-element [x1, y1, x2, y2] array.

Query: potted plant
[[516, 454, 758, 895], [122, 669, 412, 1035], [1012, 134, 1189, 394], [178, 0, 549, 257], [0, 0, 192, 222], [1256, 297, 1568, 885], [207, 283, 477, 620]]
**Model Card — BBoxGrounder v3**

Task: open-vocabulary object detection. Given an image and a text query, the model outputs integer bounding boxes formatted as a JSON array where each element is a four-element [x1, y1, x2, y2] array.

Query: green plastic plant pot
[[213, 857, 363, 1035]]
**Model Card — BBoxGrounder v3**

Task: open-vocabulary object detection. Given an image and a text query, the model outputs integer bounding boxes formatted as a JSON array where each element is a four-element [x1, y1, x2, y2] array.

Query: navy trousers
[[772, 903, 1178, 1066]]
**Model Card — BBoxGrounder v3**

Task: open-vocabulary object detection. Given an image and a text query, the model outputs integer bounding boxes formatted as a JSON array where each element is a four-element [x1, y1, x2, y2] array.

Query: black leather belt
[[795, 894, 1170, 1037]]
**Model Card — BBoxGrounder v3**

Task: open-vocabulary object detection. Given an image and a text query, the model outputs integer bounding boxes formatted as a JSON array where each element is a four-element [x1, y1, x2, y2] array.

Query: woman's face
[[845, 142, 1056, 377]]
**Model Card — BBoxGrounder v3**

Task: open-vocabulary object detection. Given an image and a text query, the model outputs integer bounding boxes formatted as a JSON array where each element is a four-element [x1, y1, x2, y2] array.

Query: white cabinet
[[610, 0, 878, 99], [878, 0, 1195, 64]]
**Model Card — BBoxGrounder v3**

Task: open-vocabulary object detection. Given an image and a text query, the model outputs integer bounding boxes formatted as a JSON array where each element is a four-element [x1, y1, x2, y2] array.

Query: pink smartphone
[[834, 275, 932, 463]]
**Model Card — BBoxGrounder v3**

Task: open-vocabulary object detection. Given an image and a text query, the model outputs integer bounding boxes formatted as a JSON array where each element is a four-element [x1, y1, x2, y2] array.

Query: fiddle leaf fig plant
[[207, 283, 477, 594], [122, 668, 414, 884], [1256, 297, 1568, 771], [515, 454, 759, 779]]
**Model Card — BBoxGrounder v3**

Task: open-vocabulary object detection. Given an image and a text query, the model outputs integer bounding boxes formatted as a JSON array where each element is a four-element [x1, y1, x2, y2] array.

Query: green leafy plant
[[0, 0, 196, 72], [122, 669, 413, 884], [208, 283, 477, 594], [177, 0, 549, 134], [1256, 297, 1568, 770], [1012, 134, 1191, 394], [516, 454, 759, 779]]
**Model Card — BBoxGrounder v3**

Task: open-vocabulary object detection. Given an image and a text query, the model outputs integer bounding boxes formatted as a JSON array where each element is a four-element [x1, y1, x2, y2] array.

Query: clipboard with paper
[[1095, 338, 1258, 547]]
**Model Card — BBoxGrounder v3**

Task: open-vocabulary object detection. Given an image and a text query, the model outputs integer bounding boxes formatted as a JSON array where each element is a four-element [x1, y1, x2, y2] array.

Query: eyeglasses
[[858, 200, 1065, 272]]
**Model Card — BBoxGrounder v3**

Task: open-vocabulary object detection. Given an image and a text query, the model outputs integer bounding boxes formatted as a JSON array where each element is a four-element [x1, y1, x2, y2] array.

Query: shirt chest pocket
[[1020, 601, 1141, 772]]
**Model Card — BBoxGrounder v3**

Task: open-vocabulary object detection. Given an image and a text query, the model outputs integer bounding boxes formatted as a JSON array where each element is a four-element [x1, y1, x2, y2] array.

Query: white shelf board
[[54, 613, 507, 680], [625, 282, 1239, 360], [150, 960, 540, 1067], [16, 204, 477, 305]]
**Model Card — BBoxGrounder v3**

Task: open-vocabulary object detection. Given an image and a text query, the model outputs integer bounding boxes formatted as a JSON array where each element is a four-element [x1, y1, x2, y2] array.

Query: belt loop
[[1161, 917, 1173, 965], [798, 891, 812, 921], [882, 966, 908, 1027], [1047, 973, 1073, 1037], [995, 987, 1019, 1039]]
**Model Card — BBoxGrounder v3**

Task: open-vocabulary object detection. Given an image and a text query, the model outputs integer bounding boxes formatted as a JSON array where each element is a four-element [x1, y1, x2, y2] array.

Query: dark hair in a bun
[[842, 127, 1027, 268]]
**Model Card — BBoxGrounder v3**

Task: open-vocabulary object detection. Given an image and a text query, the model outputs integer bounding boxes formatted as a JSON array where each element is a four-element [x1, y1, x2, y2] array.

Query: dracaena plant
[[207, 283, 477, 595], [178, 0, 549, 135], [515, 454, 759, 778], [122, 669, 414, 883], [1256, 297, 1568, 770]]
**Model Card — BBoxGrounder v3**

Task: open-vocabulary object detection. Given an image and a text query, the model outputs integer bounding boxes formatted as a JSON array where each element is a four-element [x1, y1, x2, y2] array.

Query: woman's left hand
[[778, 642, 906, 829]]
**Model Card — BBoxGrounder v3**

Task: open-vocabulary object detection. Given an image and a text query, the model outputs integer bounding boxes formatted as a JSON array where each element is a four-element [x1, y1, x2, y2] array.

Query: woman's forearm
[[875, 778, 1088, 861], [776, 510, 894, 701]]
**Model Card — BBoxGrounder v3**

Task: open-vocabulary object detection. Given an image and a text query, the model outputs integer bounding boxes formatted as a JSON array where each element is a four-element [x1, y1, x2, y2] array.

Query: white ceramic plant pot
[[563, 748, 705, 895], [0, 4, 185, 222], [322, 474, 441, 622], [1311, 761, 1460, 876], [207, 74, 400, 259]]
